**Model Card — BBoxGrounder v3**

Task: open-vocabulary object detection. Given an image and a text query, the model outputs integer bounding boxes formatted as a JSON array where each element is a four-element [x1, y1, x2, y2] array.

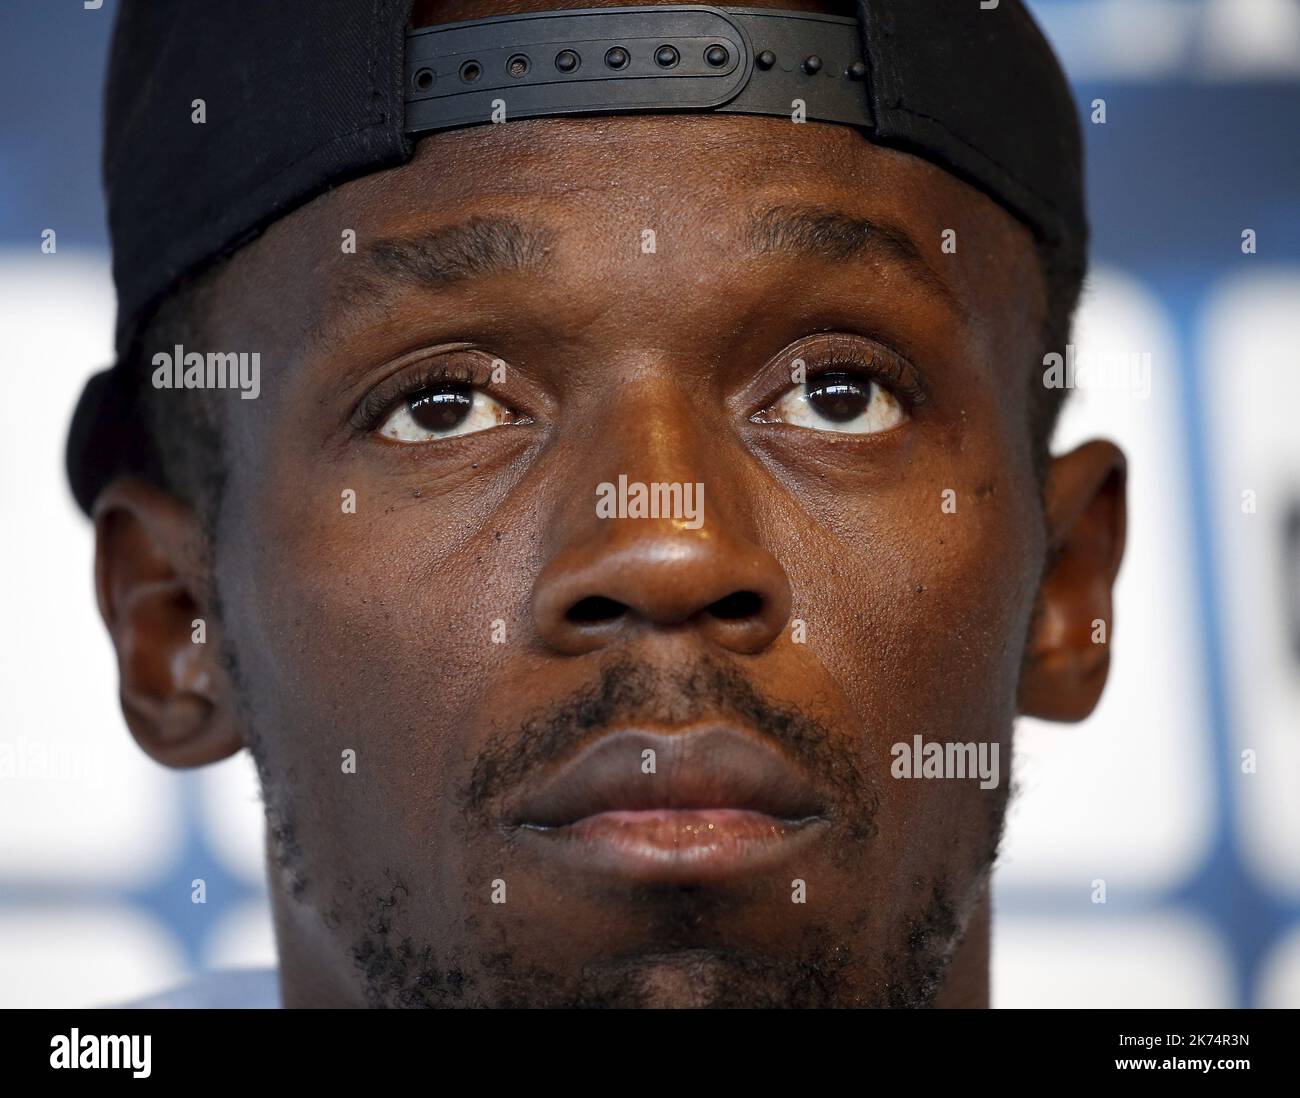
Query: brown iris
[[408, 386, 474, 433], [806, 374, 870, 423]]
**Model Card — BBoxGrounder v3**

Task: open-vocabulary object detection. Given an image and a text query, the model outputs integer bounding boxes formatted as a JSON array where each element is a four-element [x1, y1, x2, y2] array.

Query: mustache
[[465, 654, 881, 840]]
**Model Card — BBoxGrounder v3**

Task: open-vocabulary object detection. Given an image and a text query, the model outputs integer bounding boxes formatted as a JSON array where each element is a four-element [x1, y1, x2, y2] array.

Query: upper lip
[[509, 724, 827, 828]]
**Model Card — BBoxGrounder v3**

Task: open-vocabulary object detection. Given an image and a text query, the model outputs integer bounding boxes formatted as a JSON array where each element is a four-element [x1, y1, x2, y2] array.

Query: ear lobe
[[93, 477, 244, 768], [1018, 440, 1128, 722]]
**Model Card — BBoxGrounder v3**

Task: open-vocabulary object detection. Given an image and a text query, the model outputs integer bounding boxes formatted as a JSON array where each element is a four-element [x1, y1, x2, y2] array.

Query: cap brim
[[65, 363, 152, 516]]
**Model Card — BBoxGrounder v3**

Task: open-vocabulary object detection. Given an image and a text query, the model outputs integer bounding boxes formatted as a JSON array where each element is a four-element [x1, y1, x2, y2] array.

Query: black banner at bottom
[[2, 1006, 1291, 1085]]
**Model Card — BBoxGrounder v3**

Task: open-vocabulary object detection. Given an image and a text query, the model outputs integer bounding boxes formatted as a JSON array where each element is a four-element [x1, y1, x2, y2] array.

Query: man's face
[[97, 1, 1125, 1008]]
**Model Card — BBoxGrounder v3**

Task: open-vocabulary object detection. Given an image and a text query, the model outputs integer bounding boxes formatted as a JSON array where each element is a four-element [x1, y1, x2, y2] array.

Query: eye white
[[768, 376, 905, 435], [378, 387, 514, 442]]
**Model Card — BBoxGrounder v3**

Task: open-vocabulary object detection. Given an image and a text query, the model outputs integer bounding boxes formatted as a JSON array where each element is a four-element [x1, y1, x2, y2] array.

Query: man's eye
[[764, 371, 906, 435], [378, 383, 516, 442]]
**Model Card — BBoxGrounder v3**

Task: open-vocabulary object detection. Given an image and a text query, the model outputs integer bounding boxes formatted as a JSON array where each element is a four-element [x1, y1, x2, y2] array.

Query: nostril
[[708, 590, 763, 620], [566, 596, 627, 625]]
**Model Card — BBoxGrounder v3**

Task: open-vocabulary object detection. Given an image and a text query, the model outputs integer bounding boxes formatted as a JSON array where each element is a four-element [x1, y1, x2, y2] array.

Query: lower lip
[[517, 808, 827, 882]]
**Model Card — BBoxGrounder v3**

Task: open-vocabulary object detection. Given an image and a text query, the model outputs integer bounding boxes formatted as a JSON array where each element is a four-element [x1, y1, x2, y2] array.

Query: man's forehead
[[230, 111, 1030, 349], [329, 199, 967, 331]]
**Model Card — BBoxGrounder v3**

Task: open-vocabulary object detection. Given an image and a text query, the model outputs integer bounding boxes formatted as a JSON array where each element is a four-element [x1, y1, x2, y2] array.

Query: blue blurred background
[[1, 0, 1297, 1007]]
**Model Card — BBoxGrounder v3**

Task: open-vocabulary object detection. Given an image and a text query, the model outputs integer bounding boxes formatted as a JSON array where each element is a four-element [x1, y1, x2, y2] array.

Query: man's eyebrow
[[333, 214, 555, 312], [318, 206, 961, 349], [743, 204, 965, 317]]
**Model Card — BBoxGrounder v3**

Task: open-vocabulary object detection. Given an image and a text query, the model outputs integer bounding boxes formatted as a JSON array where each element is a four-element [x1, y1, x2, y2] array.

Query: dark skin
[[91, 0, 1126, 1006]]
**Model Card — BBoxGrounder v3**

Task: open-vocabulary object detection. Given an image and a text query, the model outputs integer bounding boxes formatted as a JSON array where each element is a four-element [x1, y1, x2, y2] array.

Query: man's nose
[[532, 523, 793, 656], [530, 391, 792, 657]]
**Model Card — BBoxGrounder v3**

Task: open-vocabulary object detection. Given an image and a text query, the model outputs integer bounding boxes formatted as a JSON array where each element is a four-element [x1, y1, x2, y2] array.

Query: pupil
[[807, 375, 869, 422], [408, 386, 473, 432]]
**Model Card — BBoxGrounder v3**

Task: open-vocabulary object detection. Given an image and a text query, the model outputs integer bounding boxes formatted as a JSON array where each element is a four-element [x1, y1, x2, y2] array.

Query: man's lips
[[507, 724, 829, 882]]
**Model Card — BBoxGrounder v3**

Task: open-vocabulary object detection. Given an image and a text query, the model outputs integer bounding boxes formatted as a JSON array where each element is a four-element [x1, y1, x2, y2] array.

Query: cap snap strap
[[403, 5, 874, 135]]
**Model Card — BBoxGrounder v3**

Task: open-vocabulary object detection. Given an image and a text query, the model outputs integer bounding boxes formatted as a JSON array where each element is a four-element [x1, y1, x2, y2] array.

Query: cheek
[[214, 471, 538, 843], [787, 480, 1034, 910], [793, 463, 1043, 752], [213, 501, 541, 928]]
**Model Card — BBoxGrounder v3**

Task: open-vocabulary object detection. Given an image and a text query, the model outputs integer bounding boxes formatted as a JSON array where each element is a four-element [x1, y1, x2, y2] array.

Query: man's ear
[[92, 476, 244, 767], [1018, 439, 1128, 722]]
